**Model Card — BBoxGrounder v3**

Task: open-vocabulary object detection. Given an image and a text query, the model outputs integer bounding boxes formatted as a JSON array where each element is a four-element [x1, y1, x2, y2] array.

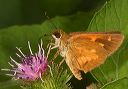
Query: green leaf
[[87, 0, 128, 88], [101, 77, 128, 89], [100, 77, 128, 89]]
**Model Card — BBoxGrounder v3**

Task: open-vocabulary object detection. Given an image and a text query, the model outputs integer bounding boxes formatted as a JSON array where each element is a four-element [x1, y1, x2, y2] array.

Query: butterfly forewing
[[69, 32, 124, 56], [65, 32, 124, 79]]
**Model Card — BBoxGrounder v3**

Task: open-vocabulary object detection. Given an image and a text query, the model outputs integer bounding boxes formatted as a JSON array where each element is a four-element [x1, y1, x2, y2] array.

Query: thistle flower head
[[4, 41, 48, 81]]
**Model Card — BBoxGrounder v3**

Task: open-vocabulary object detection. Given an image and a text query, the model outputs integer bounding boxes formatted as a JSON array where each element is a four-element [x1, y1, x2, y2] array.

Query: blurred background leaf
[[0, 0, 107, 28]]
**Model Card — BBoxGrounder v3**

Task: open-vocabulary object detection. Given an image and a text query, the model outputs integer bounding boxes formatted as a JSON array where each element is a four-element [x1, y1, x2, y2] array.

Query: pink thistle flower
[[2, 41, 48, 81]]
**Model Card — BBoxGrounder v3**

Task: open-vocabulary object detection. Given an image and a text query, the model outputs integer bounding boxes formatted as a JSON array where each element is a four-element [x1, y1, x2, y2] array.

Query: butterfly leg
[[50, 50, 60, 63], [59, 58, 65, 67], [47, 41, 60, 62], [46, 42, 52, 58], [51, 45, 59, 49], [47, 43, 57, 49], [46, 40, 58, 50]]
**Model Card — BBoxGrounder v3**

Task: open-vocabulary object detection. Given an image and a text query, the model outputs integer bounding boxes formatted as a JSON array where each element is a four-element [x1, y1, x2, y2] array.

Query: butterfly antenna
[[44, 12, 58, 29]]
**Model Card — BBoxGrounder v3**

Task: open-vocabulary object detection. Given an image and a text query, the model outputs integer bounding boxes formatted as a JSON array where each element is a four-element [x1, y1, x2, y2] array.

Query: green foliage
[[0, 0, 128, 89]]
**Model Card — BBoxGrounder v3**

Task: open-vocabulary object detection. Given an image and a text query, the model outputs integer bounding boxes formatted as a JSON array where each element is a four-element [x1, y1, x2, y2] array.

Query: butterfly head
[[52, 29, 69, 39], [52, 29, 69, 48], [52, 30, 62, 39], [51, 30, 63, 47]]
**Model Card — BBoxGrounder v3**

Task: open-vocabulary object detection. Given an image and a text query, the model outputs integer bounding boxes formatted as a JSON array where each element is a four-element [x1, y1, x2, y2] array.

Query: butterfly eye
[[52, 31, 61, 38]]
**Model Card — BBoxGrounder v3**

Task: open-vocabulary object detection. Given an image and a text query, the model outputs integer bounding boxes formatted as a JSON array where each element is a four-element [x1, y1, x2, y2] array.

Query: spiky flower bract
[[23, 63, 73, 89]]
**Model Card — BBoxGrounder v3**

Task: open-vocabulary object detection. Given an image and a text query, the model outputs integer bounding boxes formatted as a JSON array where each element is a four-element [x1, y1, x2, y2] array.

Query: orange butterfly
[[51, 30, 124, 80]]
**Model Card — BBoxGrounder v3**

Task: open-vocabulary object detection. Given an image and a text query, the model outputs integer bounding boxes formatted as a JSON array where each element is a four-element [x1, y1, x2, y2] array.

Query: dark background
[[0, 0, 108, 28]]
